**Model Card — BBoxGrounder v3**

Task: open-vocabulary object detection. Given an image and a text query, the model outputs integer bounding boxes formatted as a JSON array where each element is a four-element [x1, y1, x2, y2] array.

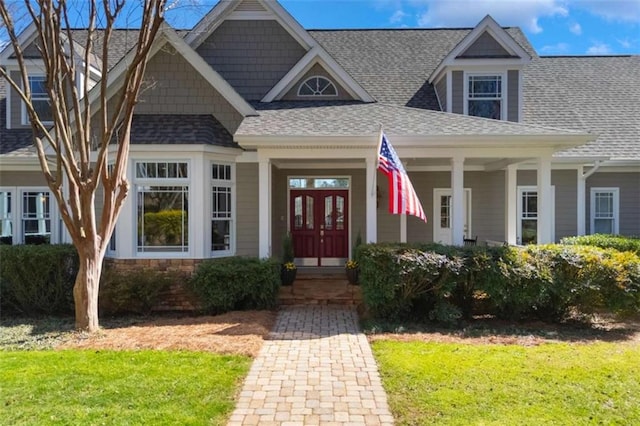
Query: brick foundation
[[103, 258, 203, 311]]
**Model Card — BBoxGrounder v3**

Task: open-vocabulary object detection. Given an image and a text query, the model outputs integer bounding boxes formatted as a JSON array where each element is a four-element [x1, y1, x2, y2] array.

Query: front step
[[278, 271, 362, 306]]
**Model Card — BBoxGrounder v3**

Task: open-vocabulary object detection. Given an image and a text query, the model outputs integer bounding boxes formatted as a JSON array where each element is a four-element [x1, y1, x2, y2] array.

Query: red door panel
[[290, 189, 349, 265]]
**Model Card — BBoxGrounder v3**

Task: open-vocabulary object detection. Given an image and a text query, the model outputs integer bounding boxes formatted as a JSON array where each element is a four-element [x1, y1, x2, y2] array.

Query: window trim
[[297, 75, 338, 97], [21, 75, 53, 126], [590, 187, 619, 235], [210, 161, 236, 257], [133, 160, 191, 257], [463, 71, 507, 120], [0, 187, 16, 245], [0, 187, 58, 245]]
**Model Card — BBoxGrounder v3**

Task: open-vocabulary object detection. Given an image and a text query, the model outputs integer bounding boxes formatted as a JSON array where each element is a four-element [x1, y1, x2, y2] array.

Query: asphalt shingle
[[130, 114, 237, 148]]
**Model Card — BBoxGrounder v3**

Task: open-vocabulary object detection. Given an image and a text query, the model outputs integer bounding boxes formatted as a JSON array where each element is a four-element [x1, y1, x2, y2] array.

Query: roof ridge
[[308, 27, 517, 32], [539, 55, 637, 58]]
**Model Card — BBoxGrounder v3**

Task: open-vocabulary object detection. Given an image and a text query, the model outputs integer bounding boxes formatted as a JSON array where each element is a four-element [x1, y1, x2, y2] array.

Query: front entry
[[433, 188, 472, 245], [290, 190, 349, 266]]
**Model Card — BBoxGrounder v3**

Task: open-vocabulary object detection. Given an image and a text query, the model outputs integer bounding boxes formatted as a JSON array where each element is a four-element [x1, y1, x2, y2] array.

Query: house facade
[[1, 0, 638, 269]]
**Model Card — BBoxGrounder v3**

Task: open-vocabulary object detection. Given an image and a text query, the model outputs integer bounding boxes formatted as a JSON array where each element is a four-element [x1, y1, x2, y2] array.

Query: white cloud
[[413, 0, 568, 33], [616, 37, 634, 48], [571, 0, 640, 23], [587, 42, 612, 54], [540, 42, 570, 53], [390, 9, 409, 24], [569, 22, 582, 35]]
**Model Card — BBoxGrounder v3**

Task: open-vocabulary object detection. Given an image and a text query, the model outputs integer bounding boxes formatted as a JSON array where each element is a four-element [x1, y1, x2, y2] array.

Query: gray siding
[[467, 171, 505, 241], [406, 171, 448, 243], [507, 70, 519, 122], [451, 71, 463, 114], [236, 163, 259, 256], [0, 171, 47, 186], [434, 75, 447, 111], [459, 32, 511, 58], [196, 20, 307, 101], [586, 172, 640, 237], [9, 71, 28, 129], [282, 63, 354, 101], [517, 170, 578, 241], [136, 45, 244, 134]]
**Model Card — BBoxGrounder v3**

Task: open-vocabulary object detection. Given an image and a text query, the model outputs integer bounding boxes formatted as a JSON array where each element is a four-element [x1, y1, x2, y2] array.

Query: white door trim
[[433, 188, 472, 245], [516, 185, 555, 244]]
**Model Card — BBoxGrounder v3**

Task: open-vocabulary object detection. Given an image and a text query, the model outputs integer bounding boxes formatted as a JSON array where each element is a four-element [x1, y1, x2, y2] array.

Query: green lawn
[[372, 340, 640, 425], [0, 350, 251, 425]]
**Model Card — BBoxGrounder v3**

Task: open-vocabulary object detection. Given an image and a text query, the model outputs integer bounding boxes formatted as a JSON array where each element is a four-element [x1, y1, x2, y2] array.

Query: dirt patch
[[367, 315, 640, 347], [59, 311, 277, 357]]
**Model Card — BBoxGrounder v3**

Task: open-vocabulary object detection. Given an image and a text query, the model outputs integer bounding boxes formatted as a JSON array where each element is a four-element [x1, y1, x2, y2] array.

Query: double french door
[[290, 190, 348, 266]]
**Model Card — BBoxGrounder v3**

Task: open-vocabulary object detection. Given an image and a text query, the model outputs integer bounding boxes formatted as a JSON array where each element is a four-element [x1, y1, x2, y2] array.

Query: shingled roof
[[308, 27, 535, 110], [237, 101, 584, 138], [130, 114, 237, 147], [524, 55, 640, 160]]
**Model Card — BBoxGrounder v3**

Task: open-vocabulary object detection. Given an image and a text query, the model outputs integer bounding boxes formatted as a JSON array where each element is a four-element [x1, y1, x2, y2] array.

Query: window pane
[[594, 218, 614, 234], [440, 195, 450, 228], [595, 193, 613, 218], [336, 196, 344, 230], [522, 219, 537, 244], [298, 76, 338, 96], [212, 220, 231, 251], [306, 196, 314, 230], [324, 196, 333, 230], [136, 162, 188, 179], [469, 76, 501, 98], [33, 99, 53, 122], [22, 191, 51, 245], [294, 196, 303, 229], [469, 100, 501, 119], [0, 192, 12, 245], [212, 186, 231, 219], [137, 186, 188, 252]]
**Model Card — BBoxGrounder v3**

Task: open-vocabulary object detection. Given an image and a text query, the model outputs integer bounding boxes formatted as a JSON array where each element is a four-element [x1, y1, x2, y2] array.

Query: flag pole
[[372, 124, 383, 196]]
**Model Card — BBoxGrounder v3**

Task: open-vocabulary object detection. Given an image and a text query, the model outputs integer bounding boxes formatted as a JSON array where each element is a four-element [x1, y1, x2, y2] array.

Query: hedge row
[[357, 243, 640, 323], [561, 234, 640, 255], [0, 244, 78, 315]]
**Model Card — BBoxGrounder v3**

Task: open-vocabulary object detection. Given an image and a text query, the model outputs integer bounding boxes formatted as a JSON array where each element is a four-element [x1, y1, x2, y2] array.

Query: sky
[[2, 0, 639, 55], [162, 0, 640, 56]]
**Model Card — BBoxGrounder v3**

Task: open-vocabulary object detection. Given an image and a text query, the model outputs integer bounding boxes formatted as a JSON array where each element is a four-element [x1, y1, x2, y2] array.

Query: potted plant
[[345, 259, 359, 284], [281, 233, 297, 286]]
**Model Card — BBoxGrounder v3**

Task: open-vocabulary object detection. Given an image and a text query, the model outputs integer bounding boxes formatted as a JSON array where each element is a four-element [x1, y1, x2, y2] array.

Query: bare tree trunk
[[73, 244, 103, 332]]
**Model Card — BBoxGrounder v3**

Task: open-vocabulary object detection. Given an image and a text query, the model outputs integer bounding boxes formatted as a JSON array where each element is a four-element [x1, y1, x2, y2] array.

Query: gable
[[196, 19, 307, 100], [282, 63, 355, 101], [136, 45, 244, 134], [459, 31, 514, 58]]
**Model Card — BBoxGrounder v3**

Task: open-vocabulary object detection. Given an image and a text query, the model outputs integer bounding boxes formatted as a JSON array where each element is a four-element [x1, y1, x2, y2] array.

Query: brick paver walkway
[[228, 306, 394, 425]]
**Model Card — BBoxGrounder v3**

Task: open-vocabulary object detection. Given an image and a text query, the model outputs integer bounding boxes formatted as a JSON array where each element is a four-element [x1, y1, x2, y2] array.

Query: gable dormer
[[185, 0, 372, 102], [429, 15, 531, 122]]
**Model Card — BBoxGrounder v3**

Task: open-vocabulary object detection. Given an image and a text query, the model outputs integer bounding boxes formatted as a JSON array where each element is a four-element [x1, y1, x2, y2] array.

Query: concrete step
[[278, 277, 362, 306]]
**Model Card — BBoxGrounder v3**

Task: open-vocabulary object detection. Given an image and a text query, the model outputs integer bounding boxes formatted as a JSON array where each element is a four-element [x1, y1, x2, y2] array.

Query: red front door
[[290, 190, 349, 266]]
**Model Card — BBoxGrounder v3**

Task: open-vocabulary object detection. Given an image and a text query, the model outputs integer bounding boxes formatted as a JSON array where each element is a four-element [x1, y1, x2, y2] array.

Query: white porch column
[[400, 214, 407, 243], [505, 164, 518, 244], [258, 158, 272, 258], [190, 153, 206, 258], [577, 166, 586, 236], [537, 155, 553, 244], [366, 156, 377, 243], [451, 156, 465, 246]]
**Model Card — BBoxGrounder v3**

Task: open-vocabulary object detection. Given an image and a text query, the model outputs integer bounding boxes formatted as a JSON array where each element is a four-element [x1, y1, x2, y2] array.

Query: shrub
[[358, 244, 461, 321], [0, 244, 78, 316], [189, 257, 280, 314], [561, 234, 640, 255], [99, 267, 177, 315]]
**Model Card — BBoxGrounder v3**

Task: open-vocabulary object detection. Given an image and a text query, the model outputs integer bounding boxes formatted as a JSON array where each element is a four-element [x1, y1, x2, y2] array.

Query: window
[[467, 75, 502, 119], [0, 191, 13, 245], [135, 161, 189, 253], [211, 163, 233, 254], [24, 76, 53, 124], [297, 76, 338, 97], [591, 188, 619, 234], [517, 186, 555, 245], [22, 191, 51, 244]]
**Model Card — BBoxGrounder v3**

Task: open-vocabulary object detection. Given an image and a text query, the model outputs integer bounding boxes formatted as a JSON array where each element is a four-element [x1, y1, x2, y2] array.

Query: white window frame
[[134, 160, 191, 257], [0, 187, 58, 245], [297, 75, 338, 97], [463, 71, 506, 120], [210, 162, 235, 257], [590, 187, 619, 235], [21, 75, 53, 125], [516, 186, 555, 245], [0, 187, 16, 245]]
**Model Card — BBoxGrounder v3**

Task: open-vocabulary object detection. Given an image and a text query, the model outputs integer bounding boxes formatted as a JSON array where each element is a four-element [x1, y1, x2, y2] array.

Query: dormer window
[[297, 76, 337, 97], [467, 74, 502, 120], [22, 76, 53, 124]]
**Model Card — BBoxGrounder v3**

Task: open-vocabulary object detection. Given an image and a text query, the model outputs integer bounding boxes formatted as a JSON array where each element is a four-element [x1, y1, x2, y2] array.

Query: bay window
[[211, 162, 233, 255]]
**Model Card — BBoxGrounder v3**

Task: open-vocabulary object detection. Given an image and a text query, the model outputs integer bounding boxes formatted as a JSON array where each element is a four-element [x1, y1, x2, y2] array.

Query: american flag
[[377, 132, 427, 222]]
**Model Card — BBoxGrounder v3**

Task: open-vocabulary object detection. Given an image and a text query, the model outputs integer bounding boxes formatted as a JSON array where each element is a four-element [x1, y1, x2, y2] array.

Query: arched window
[[297, 76, 338, 97]]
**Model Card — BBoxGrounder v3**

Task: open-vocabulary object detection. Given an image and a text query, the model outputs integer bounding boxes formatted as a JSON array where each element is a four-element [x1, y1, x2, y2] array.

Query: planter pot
[[281, 267, 297, 286], [346, 268, 359, 285]]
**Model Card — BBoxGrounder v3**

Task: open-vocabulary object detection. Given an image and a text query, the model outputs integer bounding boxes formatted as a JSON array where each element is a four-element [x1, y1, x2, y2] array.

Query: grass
[[372, 340, 640, 425], [0, 350, 251, 425]]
